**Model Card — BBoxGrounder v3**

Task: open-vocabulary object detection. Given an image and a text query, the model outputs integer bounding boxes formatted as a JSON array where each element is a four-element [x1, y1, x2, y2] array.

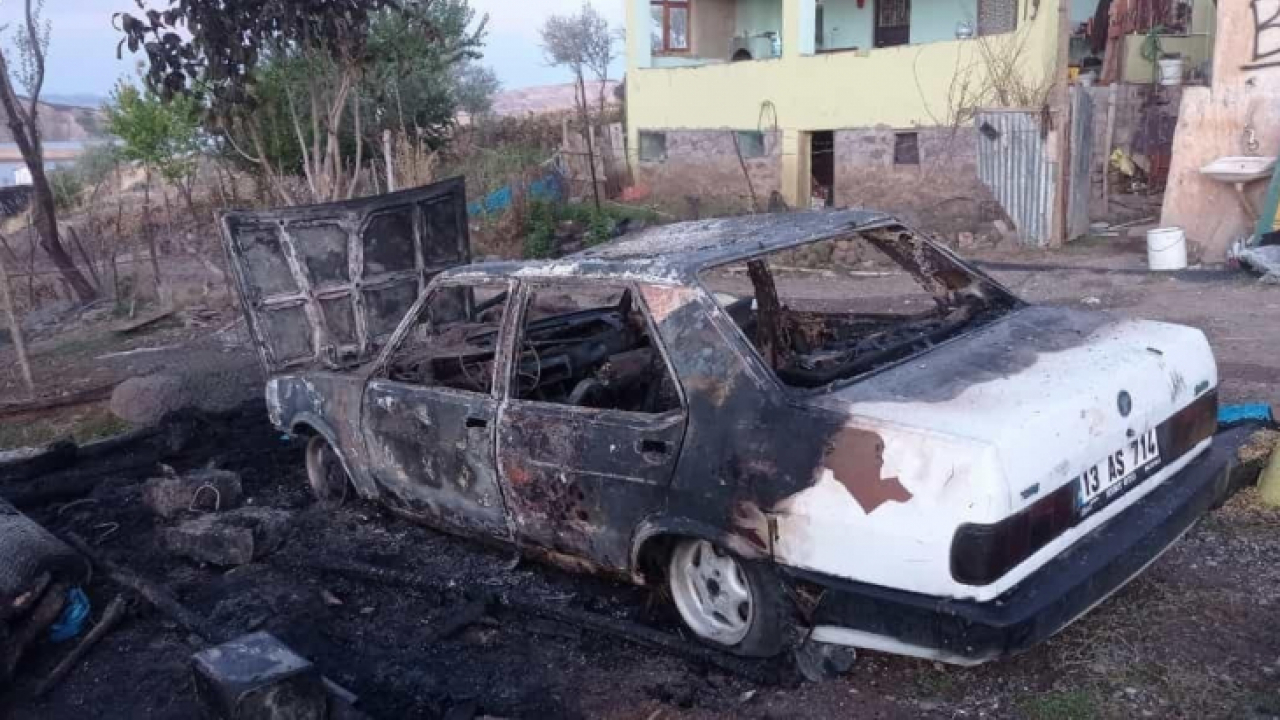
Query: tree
[[453, 61, 500, 119], [540, 3, 617, 210], [118, 0, 485, 205], [106, 82, 204, 215], [0, 0, 97, 301]]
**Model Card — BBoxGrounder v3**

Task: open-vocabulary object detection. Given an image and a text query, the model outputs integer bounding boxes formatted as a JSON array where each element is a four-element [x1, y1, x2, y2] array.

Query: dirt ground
[[1, 238, 1279, 720]]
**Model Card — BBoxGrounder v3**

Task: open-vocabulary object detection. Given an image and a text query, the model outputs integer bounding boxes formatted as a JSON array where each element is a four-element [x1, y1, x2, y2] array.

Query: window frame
[[638, 131, 668, 163], [893, 131, 921, 166], [650, 0, 691, 55], [373, 277, 517, 399], [735, 131, 768, 160], [505, 279, 688, 419]]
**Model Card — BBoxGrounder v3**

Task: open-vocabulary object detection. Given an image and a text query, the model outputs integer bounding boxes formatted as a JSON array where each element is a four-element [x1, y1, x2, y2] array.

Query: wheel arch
[[630, 514, 772, 584], [290, 413, 376, 499]]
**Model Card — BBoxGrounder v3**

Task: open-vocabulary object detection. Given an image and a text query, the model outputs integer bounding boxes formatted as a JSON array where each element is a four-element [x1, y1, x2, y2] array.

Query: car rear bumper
[[786, 425, 1254, 664]]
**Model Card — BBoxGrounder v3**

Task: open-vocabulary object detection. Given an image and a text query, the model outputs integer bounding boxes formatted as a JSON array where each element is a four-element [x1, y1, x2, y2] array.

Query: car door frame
[[358, 274, 521, 539], [495, 278, 690, 571]]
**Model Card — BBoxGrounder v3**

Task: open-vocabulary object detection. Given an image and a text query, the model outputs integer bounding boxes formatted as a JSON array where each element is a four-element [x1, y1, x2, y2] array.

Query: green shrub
[[48, 168, 84, 210]]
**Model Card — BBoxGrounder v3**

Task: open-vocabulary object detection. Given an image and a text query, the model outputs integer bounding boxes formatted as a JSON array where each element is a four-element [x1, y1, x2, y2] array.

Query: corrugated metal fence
[[975, 109, 1056, 247]]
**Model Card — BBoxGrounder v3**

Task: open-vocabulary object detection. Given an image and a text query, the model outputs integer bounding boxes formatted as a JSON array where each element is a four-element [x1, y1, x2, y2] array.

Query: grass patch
[[1017, 689, 1100, 720], [913, 669, 958, 697], [0, 404, 131, 451]]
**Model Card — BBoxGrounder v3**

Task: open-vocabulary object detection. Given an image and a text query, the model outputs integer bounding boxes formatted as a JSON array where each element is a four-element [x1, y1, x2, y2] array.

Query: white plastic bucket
[[1147, 226, 1188, 270], [1158, 57, 1184, 86]]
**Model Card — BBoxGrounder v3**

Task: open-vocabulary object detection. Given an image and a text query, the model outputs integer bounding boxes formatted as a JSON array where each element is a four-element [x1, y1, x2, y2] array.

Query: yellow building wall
[[1120, 34, 1212, 84], [624, 0, 1063, 206]]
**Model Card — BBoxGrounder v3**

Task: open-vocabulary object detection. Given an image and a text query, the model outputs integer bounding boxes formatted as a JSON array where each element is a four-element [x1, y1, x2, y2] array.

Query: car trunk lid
[[809, 306, 1219, 515], [219, 178, 470, 374]]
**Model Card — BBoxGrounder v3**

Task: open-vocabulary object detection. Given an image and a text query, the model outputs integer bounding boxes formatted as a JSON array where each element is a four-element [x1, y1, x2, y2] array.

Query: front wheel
[[667, 538, 791, 657], [304, 435, 352, 507]]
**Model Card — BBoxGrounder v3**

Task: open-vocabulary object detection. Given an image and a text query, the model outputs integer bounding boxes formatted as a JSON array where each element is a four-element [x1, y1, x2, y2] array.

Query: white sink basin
[[1199, 156, 1276, 183]]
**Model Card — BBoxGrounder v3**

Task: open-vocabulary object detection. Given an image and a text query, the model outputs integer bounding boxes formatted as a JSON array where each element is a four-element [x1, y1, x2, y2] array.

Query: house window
[[893, 132, 920, 165], [639, 132, 667, 162], [651, 0, 690, 54], [735, 131, 766, 159]]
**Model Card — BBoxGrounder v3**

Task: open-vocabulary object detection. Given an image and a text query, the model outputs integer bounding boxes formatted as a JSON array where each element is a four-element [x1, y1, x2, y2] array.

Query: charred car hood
[[810, 305, 1218, 512], [219, 178, 470, 374]]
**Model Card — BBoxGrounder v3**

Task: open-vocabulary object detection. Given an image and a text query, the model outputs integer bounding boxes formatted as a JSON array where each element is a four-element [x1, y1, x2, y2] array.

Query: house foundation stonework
[[831, 127, 992, 235], [634, 130, 783, 213], [634, 126, 994, 237]]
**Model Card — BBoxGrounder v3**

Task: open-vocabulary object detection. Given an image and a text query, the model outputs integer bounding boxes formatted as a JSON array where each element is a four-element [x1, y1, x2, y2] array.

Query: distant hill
[[489, 81, 621, 117], [0, 96, 109, 142], [41, 93, 107, 110]]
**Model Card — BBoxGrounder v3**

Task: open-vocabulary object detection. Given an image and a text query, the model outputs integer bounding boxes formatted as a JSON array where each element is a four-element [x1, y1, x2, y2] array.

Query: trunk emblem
[[1117, 391, 1133, 417]]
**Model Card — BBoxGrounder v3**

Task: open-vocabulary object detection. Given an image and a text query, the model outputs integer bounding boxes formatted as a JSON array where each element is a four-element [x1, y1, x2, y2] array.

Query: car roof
[[443, 209, 899, 285]]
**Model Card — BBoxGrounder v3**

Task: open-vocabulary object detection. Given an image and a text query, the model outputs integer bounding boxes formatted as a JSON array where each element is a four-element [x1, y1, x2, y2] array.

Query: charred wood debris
[[0, 403, 793, 718]]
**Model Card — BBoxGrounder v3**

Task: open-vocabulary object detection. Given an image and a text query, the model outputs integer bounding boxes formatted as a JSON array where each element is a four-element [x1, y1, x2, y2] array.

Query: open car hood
[[219, 178, 470, 374]]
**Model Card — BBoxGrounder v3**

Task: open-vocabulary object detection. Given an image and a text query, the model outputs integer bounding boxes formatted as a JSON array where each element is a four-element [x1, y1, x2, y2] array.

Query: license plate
[[1077, 429, 1161, 517]]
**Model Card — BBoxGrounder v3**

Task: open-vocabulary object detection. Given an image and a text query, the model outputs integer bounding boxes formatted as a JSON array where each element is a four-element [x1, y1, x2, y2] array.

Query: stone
[[110, 374, 189, 426], [162, 507, 293, 566], [143, 469, 243, 519], [957, 231, 976, 249]]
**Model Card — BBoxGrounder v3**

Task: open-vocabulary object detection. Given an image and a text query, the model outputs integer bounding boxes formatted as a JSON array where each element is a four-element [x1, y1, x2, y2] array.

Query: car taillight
[[950, 481, 1077, 586], [1163, 390, 1217, 460], [951, 389, 1218, 587]]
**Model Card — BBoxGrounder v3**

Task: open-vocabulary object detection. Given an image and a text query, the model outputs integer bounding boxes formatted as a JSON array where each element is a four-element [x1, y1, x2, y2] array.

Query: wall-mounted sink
[[1199, 156, 1277, 184]]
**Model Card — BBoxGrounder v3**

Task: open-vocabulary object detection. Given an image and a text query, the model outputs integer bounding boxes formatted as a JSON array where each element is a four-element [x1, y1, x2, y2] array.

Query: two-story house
[[622, 0, 1062, 232]]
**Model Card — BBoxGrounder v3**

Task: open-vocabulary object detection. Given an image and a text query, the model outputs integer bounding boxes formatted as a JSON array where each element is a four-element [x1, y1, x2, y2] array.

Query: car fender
[[630, 513, 772, 580], [288, 412, 378, 500]]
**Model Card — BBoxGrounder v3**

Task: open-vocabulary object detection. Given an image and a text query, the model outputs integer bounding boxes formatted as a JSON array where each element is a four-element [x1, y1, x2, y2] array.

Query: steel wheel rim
[[669, 539, 754, 646], [305, 437, 349, 505]]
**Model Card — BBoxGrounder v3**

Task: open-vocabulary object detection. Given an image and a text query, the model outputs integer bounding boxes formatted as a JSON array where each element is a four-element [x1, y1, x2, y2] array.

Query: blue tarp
[[467, 171, 567, 217]]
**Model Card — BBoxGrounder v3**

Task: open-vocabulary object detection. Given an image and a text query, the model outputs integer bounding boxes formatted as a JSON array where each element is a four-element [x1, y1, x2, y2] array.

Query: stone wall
[[632, 125, 997, 237], [633, 130, 783, 214], [832, 126, 996, 236]]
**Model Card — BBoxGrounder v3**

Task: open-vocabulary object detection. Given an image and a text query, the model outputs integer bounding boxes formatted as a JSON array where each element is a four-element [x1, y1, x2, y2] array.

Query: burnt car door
[[496, 281, 687, 569], [218, 178, 470, 372], [360, 278, 515, 538]]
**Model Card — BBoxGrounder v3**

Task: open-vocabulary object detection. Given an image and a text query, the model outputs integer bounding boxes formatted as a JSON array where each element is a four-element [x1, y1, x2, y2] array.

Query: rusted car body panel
[[221, 178, 470, 373], [229, 202, 1229, 664]]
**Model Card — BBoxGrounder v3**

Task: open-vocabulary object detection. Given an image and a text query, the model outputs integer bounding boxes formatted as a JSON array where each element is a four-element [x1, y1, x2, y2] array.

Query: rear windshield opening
[[699, 227, 1016, 390]]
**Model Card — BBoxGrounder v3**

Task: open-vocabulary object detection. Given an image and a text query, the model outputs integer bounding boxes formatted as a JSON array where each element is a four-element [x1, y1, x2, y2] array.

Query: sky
[[0, 0, 627, 103]]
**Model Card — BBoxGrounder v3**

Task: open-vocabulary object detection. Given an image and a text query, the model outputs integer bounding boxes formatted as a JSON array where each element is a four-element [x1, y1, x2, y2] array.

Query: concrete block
[[162, 507, 292, 566], [143, 469, 243, 519]]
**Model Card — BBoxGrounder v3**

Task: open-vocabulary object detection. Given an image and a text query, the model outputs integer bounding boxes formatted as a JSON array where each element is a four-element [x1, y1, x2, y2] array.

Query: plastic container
[[1158, 57, 1184, 86], [1147, 226, 1188, 270]]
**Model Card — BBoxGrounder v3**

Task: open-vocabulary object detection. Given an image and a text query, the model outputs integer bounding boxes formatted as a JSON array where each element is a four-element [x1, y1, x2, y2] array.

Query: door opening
[[810, 131, 835, 209], [875, 0, 911, 47]]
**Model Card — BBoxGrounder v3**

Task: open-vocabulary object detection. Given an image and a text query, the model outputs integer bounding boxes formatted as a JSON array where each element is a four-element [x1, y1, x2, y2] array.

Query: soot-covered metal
[[226, 196, 1230, 666], [235, 203, 1022, 578]]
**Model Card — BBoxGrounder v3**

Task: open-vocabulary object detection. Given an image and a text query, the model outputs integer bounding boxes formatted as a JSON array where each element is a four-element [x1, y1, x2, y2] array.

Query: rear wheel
[[304, 435, 352, 507], [667, 538, 790, 657]]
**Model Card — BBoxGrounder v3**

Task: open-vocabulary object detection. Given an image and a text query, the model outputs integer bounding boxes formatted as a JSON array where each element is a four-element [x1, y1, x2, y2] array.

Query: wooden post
[[1102, 83, 1118, 213], [383, 130, 396, 193], [0, 250, 35, 397], [1048, 0, 1072, 246]]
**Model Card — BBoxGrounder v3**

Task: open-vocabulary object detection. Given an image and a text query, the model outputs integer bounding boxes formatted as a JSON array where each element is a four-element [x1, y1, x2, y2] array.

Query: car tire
[[666, 538, 791, 657], [304, 435, 352, 507]]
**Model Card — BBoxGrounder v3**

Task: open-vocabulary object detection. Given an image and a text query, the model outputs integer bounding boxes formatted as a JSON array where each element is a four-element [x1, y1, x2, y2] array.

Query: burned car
[[221, 179, 1231, 663]]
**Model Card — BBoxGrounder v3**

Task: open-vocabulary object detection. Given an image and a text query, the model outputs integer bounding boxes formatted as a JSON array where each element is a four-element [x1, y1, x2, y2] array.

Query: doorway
[[875, 0, 911, 47], [810, 130, 835, 209]]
